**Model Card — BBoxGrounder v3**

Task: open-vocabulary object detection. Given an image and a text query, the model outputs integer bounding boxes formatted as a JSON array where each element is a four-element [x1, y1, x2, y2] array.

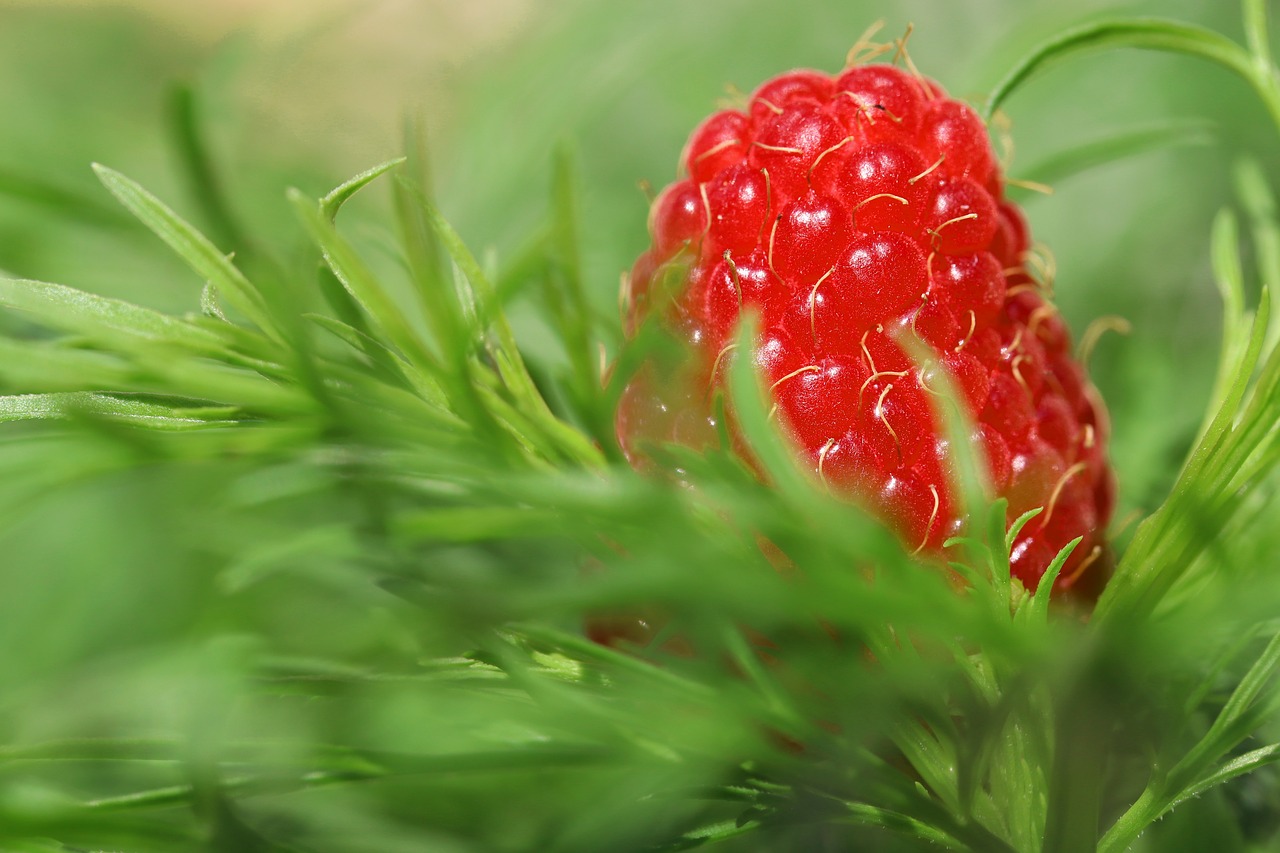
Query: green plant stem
[[1244, 0, 1274, 73], [987, 7, 1280, 141], [168, 83, 249, 255]]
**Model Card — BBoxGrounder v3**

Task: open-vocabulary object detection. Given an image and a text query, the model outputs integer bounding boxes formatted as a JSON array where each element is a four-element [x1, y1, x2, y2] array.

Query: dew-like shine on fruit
[[619, 63, 1114, 596]]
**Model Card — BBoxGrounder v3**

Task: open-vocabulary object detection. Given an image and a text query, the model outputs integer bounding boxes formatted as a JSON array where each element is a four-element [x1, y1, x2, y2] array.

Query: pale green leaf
[[92, 164, 281, 343]]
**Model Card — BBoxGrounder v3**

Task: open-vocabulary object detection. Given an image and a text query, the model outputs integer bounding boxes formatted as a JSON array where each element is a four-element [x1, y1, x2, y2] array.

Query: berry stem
[[986, 11, 1280, 143], [1243, 0, 1273, 75]]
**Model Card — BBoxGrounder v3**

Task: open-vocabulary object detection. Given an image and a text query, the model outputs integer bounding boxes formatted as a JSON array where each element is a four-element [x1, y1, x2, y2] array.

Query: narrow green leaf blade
[[1172, 743, 1280, 809], [167, 82, 249, 253], [288, 187, 440, 384], [320, 157, 407, 222], [548, 145, 599, 395], [1026, 536, 1081, 623], [1203, 209, 1249, 434], [92, 164, 280, 343], [0, 277, 235, 354], [0, 393, 240, 430]]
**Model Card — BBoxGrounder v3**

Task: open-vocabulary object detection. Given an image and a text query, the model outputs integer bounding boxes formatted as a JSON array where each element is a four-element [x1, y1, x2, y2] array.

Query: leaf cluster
[[3, 2, 1280, 852]]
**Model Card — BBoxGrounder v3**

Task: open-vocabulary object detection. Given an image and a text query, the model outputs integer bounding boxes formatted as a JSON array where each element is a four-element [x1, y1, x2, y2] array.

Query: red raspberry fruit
[[619, 64, 1115, 596]]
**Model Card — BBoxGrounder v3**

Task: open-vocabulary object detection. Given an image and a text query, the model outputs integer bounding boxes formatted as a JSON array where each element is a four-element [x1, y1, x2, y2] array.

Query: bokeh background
[[0, 0, 1272, 849]]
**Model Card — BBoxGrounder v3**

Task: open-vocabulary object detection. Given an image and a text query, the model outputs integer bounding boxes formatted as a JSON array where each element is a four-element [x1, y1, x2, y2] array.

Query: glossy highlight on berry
[[618, 62, 1115, 596]]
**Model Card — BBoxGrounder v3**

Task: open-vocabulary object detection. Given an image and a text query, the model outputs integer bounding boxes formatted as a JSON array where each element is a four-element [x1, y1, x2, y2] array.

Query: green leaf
[[724, 314, 812, 505], [0, 393, 240, 430], [653, 817, 762, 851], [167, 82, 250, 254], [512, 623, 716, 699], [0, 337, 307, 416], [1202, 209, 1250, 435], [303, 311, 452, 412], [1005, 508, 1043, 555], [0, 277, 236, 355], [305, 313, 409, 375], [320, 157, 406, 222], [1023, 537, 1081, 624], [1098, 274, 1272, 619], [838, 802, 966, 851], [288, 188, 441, 384], [546, 145, 601, 405], [895, 331, 991, 590], [1197, 631, 1280, 753], [984, 497, 1011, 579], [1172, 743, 1280, 809], [987, 11, 1280, 139], [392, 140, 462, 361], [413, 188, 514, 353], [394, 181, 603, 468], [1100, 158, 1280, 620], [1234, 159, 1280, 353], [92, 164, 281, 343]]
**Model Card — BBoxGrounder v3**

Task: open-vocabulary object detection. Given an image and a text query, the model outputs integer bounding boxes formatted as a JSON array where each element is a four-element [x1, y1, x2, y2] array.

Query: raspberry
[[618, 64, 1115, 596]]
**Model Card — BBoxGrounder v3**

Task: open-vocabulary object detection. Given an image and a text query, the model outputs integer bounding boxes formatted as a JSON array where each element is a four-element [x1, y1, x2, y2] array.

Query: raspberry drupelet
[[617, 63, 1115, 596]]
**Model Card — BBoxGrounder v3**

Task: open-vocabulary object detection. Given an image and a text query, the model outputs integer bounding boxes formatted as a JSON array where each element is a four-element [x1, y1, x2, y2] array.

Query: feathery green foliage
[[2, 1, 1280, 852]]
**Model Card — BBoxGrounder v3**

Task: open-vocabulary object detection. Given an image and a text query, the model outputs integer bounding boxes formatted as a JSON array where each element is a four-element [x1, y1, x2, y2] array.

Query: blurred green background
[[0, 0, 1272, 849]]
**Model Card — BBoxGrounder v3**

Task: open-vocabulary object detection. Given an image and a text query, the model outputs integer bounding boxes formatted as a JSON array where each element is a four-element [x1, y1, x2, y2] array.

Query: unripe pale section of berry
[[620, 64, 1114, 595]]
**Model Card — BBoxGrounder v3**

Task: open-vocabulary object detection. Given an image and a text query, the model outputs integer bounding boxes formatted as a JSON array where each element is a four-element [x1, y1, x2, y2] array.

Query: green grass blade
[[288, 188, 441, 385], [1201, 209, 1249, 436], [409, 186, 603, 468], [304, 310, 452, 412], [0, 393, 240, 430], [651, 818, 762, 851], [304, 313, 412, 380], [1004, 508, 1043, 555], [724, 315, 812, 503], [1196, 631, 1280, 755], [167, 82, 249, 253], [314, 262, 378, 344], [1024, 537, 1081, 623], [837, 803, 968, 851], [1172, 743, 1280, 809], [320, 157, 406, 222], [0, 337, 307, 416], [393, 121, 462, 362], [1098, 254, 1272, 619], [92, 164, 281, 343], [1235, 159, 1280, 352], [415, 190, 518, 358], [512, 624, 717, 699], [0, 277, 237, 354], [547, 146, 602, 406]]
